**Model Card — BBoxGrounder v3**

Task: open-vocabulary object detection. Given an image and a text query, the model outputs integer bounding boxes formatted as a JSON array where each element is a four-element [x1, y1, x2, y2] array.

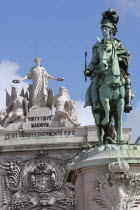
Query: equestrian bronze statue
[[84, 9, 133, 144]]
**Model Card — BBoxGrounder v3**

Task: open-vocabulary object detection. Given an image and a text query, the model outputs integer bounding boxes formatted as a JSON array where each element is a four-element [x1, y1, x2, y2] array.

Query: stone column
[[67, 144, 140, 210]]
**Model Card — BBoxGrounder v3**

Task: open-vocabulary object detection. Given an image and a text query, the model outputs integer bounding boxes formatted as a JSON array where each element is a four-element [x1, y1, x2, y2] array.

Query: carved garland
[[93, 162, 140, 210]]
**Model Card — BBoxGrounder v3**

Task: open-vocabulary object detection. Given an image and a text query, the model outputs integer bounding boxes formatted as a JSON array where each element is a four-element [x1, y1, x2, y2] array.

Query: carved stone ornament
[[0, 151, 75, 210], [74, 144, 140, 163], [28, 162, 57, 193], [93, 160, 140, 210], [108, 158, 130, 173]]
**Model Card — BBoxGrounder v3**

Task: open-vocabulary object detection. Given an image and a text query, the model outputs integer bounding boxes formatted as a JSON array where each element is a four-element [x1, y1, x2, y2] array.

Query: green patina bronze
[[84, 9, 133, 144]]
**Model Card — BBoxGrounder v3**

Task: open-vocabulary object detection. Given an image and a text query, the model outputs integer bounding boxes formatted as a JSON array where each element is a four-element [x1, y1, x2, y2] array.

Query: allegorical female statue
[[17, 58, 64, 109]]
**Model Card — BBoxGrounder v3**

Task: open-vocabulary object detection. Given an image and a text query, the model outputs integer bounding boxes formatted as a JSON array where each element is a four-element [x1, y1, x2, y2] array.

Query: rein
[[100, 58, 120, 77]]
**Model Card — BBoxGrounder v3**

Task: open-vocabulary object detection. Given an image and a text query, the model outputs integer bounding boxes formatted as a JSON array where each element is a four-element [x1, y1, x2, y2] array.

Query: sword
[[85, 51, 87, 82]]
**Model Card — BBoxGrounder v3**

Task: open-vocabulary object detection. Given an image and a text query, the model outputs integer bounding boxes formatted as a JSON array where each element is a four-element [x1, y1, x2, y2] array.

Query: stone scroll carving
[[0, 151, 75, 210], [93, 160, 140, 210], [1, 159, 33, 210]]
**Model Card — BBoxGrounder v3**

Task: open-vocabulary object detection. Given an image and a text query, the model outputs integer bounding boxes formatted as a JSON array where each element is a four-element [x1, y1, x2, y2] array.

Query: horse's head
[[97, 40, 120, 82], [98, 41, 113, 71]]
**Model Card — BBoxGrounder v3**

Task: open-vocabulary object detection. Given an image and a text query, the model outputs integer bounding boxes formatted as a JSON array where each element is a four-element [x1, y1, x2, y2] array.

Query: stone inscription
[[31, 122, 49, 128], [28, 115, 52, 128], [28, 115, 53, 122], [5, 129, 76, 140]]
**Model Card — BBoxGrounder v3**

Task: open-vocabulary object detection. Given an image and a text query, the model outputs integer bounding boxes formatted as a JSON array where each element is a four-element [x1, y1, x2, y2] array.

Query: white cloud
[[106, 0, 140, 17], [0, 60, 28, 110], [74, 100, 95, 126], [124, 102, 140, 142]]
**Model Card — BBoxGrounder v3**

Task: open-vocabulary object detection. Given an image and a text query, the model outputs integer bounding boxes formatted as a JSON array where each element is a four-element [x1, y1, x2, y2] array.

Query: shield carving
[[29, 163, 57, 193]]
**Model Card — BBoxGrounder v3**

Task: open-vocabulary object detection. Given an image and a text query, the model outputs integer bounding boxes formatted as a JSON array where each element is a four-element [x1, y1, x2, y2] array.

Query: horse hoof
[[102, 119, 109, 126]]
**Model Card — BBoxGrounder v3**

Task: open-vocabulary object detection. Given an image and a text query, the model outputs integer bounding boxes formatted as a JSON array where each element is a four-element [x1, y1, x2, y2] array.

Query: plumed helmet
[[101, 8, 119, 36]]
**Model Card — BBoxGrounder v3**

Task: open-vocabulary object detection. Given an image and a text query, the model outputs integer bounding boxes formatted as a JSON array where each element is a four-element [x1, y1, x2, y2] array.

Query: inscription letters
[[5, 129, 76, 140], [28, 115, 53, 122]]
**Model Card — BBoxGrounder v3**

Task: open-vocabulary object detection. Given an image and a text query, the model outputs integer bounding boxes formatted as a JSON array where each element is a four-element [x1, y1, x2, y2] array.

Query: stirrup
[[124, 104, 132, 113]]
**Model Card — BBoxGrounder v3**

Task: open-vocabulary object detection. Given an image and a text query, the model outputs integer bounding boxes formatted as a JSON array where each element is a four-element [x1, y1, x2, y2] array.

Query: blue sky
[[0, 0, 140, 140]]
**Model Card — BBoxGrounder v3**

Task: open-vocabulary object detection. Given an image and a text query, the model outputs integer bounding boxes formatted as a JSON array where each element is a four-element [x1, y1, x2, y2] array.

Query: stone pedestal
[[0, 125, 131, 210], [67, 144, 140, 210]]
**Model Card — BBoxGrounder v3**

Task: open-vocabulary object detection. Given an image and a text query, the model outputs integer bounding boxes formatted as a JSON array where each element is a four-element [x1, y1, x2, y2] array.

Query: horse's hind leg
[[117, 98, 125, 141], [101, 98, 110, 126], [92, 108, 102, 145], [113, 111, 119, 139]]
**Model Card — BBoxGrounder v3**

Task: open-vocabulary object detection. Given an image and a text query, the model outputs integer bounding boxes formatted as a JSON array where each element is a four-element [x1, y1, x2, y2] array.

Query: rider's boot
[[124, 78, 133, 113], [125, 103, 132, 112]]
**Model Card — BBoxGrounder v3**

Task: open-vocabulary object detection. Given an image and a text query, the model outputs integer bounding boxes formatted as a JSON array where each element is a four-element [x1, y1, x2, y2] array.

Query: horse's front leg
[[92, 109, 102, 145], [117, 98, 125, 141], [101, 98, 110, 126]]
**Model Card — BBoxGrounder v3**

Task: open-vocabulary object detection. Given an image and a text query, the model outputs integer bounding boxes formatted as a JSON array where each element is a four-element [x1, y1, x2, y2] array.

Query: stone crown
[[108, 159, 129, 173]]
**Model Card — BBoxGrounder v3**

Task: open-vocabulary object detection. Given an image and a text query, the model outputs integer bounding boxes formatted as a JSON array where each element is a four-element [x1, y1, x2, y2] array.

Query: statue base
[[67, 144, 140, 210]]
